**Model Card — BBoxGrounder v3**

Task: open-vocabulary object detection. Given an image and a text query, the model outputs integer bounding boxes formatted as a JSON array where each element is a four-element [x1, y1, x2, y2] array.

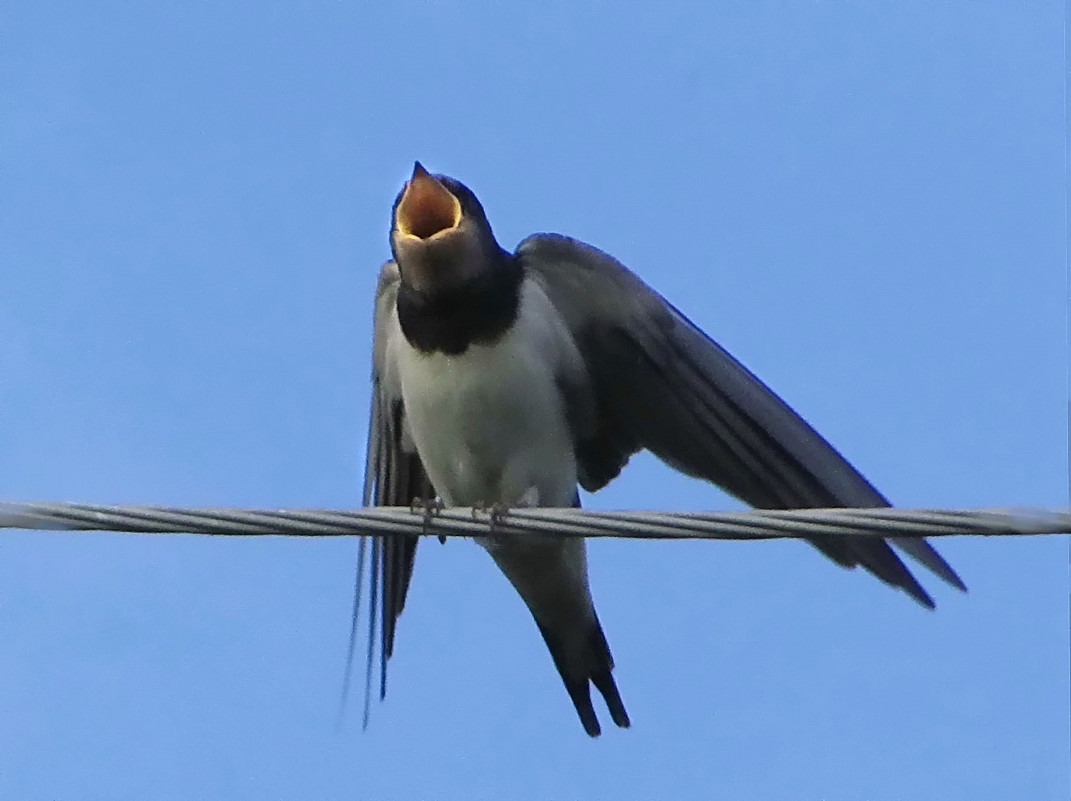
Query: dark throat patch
[[396, 256, 524, 356]]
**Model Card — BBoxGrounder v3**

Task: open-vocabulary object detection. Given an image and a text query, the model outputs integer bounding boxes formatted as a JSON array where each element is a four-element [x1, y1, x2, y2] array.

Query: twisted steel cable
[[0, 501, 1066, 541]]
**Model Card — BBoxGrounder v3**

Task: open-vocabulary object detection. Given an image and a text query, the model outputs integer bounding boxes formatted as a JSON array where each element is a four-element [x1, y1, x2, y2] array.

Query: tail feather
[[535, 616, 630, 737], [588, 617, 631, 729]]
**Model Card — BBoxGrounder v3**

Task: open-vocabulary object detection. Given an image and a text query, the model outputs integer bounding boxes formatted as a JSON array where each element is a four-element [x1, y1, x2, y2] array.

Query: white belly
[[394, 280, 583, 508]]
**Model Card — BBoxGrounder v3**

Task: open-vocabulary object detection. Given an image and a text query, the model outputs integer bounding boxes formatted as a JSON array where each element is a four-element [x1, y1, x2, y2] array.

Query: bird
[[350, 161, 967, 737]]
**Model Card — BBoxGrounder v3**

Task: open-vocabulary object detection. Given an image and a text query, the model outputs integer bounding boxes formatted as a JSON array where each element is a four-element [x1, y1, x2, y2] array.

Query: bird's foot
[[471, 487, 539, 541], [410, 496, 446, 543], [471, 501, 510, 544]]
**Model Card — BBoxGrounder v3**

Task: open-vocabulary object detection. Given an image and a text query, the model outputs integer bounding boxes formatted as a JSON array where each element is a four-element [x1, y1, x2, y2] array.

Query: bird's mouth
[[395, 162, 462, 240]]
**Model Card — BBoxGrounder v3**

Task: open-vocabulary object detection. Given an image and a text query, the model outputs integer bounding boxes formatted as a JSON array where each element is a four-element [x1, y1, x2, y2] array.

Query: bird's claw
[[472, 488, 538, 542], [411, 496, 446, 542], [471, 500, 511, 543]]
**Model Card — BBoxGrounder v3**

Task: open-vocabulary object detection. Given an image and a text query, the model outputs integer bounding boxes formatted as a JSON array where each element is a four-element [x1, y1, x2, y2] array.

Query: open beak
[[395, 162, 462, 239]]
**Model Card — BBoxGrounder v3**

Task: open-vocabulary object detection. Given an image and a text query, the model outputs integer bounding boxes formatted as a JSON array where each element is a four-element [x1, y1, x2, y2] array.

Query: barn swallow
[[352, 162, 966, 737]]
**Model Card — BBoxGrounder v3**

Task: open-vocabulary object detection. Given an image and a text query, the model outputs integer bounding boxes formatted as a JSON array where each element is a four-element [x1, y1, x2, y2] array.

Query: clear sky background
[[1, 3, 1066, 800]]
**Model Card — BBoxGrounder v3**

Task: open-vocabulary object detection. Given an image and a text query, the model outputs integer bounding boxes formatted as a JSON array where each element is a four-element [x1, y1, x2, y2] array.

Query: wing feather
[[519, 234, 966, 605], [344, 262, 433, 727]]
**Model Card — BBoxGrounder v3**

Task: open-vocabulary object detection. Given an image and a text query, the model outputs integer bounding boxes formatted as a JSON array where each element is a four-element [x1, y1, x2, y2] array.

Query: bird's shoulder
[[515, 233, 677, 349]]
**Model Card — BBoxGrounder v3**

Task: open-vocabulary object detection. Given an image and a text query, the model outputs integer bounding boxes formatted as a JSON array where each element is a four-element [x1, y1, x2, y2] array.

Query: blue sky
[[1, 2, 1066, 799]]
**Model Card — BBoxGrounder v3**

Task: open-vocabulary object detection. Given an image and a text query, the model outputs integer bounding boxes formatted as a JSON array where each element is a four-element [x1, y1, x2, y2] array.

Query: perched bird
[[352, 162, 966, 737]]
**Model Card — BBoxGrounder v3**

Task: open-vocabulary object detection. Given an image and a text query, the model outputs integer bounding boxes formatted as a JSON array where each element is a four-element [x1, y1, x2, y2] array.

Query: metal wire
[[0, 501, 1067, 541]]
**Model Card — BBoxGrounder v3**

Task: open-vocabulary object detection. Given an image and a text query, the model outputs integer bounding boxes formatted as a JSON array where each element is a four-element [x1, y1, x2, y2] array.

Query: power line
[[0, 501, 1066, 541]]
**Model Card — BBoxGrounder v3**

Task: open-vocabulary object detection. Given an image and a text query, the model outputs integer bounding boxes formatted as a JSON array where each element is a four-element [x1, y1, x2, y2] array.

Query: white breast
[[392, 278, 585, 508]]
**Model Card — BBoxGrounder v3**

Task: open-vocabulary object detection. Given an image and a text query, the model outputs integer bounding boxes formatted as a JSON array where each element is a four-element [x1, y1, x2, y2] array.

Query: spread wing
[[344, 261, 433, 727], [518, 233, 966, 607]]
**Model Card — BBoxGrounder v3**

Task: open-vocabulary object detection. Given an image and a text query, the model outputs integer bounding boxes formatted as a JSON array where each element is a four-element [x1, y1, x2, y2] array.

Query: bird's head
[[390, 162, 505, 293]]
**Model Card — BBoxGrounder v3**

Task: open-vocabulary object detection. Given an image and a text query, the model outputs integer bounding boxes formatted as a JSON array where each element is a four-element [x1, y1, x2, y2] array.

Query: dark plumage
[[350, 162, 966, 737]]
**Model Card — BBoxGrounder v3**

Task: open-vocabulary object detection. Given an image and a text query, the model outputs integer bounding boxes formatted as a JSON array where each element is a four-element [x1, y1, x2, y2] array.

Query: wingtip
[[903, 564, 969, 610], [891, 537, 968, 594], [911, 588, 937, 610], [943, 571, 969, 594], [944, 563, 969, 594], [897, 569, 936, 610]]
